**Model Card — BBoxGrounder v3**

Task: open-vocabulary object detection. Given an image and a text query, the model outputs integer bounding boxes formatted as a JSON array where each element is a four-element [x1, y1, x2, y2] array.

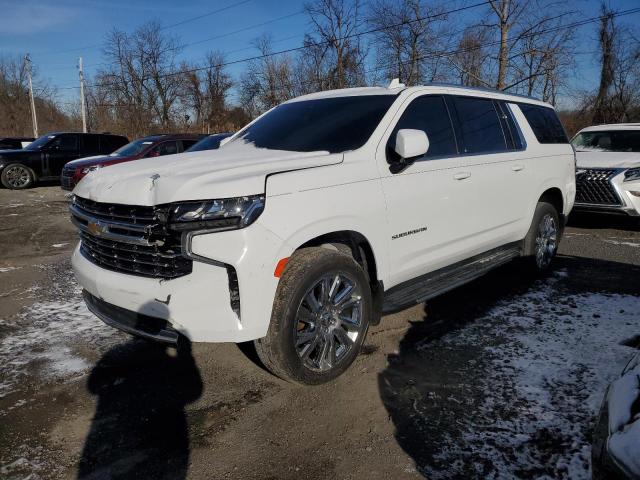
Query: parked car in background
[[571, 124, 640, 217], [61, 133, 205, 190], [185, 133, 233, 152], [70, 82, 575, 384], [0, 137, 35, 150], [0, 132, 128, 189], [592, 349, 640, 479]]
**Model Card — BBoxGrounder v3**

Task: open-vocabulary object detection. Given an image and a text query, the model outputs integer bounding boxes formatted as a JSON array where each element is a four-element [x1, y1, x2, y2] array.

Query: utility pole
[[25, 54, 38, 138], [78, 57, 87, 133]]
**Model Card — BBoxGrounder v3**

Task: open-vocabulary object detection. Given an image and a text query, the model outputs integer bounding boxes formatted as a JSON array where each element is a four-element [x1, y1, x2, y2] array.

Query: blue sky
[[1, 0, 639, 108]]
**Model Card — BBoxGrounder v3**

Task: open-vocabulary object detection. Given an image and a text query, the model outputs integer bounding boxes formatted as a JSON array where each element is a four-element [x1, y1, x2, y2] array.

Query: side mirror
[[394, 129, 429, 160]]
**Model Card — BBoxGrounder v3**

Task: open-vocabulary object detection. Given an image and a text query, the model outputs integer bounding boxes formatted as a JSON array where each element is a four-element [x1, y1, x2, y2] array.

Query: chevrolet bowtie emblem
[[87, 221, 105, 237]]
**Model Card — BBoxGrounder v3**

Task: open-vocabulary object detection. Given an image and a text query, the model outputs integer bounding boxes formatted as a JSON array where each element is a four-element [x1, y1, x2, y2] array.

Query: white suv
[[70, 83, 576, 384], [571, 124, 640, 216]]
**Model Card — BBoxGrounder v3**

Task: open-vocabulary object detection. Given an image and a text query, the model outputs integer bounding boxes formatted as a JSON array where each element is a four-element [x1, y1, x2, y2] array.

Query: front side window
[[450, 96, 507, 154], [519, 104, 568, 144], [50, 134, 78, 152], [387, 95, 458, 160], [233, 95, 397, 153], [148, 141, 178, 157], [572, 130, 640, 152]]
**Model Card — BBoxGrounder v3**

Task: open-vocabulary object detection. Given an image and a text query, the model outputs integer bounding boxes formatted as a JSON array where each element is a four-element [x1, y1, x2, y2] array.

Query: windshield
[[233, 95, 397, 153], [24, 135, 56, 151], [110, 138, 156, 157], [187, 133, 232, 152], [572, 130, 640, 152]]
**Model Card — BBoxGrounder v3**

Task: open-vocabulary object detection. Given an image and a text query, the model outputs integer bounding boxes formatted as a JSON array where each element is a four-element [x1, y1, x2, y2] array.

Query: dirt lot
[[1, 186, 639, 480]]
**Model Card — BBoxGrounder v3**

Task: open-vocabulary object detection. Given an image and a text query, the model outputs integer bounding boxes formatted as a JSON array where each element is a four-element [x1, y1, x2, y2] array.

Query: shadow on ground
[[378, 256, 640, 478], [77, 339, 203, 480]]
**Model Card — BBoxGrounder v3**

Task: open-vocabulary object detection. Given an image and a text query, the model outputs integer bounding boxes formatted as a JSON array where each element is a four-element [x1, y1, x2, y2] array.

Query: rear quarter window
[[518, 104, 568, 144]]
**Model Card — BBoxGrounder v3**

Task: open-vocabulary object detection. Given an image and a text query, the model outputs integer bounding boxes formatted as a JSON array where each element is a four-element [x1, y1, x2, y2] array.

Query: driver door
[[45, 134, 80, 176], [377, 94, 470, 287]]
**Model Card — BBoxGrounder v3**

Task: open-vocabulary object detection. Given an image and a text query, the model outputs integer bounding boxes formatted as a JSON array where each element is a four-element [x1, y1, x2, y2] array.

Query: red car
[[61, 134, 204, 190]]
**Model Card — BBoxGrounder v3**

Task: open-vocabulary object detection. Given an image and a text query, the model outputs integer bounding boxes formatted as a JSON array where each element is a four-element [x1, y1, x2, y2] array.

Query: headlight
[[168, 195, 265, 232], [81, 165, 103, 174], [624, 167, 640, 182]]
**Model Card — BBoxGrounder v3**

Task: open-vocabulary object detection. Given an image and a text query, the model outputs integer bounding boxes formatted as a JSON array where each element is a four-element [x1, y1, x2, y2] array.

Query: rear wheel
[[523, 201, 560, 271], [1, 163, 35, 189], [255, 247, 372, 384]]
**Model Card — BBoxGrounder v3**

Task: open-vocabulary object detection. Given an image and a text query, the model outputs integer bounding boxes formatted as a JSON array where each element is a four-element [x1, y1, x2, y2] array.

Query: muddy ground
[[1, 186, 639, 479]]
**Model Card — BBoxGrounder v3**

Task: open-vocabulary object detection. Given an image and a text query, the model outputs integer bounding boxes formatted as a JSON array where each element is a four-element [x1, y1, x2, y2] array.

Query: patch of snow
[[51, 243, 69, 248], [423, 276, 640, 479], [603, 239, 640, 248], [0, 266, 21, 273], [3, 203, 24, 208], [0, 285, 119, 401]]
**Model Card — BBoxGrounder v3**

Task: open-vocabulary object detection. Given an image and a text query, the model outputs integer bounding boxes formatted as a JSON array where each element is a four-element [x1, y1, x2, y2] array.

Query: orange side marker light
[[274, 257, 289, 278]]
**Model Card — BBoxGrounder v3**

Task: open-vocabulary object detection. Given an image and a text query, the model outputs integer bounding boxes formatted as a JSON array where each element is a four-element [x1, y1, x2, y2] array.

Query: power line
[[56, 0, 493, 91], [160, 0, 253, 31], [31, 0, 253, 56]]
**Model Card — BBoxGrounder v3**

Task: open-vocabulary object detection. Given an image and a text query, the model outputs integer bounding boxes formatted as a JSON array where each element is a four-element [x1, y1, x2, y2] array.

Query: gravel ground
[[0, 186, 639, 480]]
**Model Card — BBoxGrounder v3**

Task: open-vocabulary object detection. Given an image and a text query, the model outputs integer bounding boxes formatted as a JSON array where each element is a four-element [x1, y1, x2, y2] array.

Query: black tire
[[522, 201, 560, 272], [1, 163, 35, 189], [255, 247, 372, 385]]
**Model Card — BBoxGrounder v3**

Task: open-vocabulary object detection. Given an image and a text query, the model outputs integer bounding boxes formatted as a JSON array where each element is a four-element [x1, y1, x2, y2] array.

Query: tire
[[255, 247, 372, 385], [522, 201, 560, 272], [1, 163, 35, 189]]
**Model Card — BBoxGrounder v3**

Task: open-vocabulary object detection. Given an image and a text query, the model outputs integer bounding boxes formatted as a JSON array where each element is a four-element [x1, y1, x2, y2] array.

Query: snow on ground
[[425, 271, 640, 479], [0, 266, 21, 273], [0, 284, 119, 402]]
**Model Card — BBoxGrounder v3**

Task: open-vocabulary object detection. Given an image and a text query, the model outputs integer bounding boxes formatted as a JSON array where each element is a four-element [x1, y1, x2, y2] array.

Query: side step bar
[[382, 242, 521, 314]]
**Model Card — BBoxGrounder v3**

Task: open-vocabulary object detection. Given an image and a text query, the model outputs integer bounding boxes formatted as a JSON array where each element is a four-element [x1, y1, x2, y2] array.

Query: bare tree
[[0, 55, 72, 136], [367, 0, 451, 86], [182, 51, 234, 133], [303, 0, 366, 89], [239, 35, 296, 117]]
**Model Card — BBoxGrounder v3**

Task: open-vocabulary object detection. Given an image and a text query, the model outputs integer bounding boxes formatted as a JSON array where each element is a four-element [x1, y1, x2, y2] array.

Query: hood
[[73, 142, 342, 205], [65, 155, 129, 169], [575, 151, 640, 169], [0, 149, 39, 162]]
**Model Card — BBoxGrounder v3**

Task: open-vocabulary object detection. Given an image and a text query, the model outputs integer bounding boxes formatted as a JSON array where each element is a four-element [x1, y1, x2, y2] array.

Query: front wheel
[[523, 201, 560, 271], [255, 247, 372, 384], [1, 163, 35, 189]]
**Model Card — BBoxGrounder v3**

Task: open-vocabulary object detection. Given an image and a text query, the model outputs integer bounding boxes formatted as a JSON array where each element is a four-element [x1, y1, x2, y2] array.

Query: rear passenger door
[[445, 95, 530, 250]]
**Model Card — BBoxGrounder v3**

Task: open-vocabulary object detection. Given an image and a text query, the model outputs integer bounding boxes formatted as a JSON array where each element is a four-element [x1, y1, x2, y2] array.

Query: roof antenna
[[388, 78, 405, 89]]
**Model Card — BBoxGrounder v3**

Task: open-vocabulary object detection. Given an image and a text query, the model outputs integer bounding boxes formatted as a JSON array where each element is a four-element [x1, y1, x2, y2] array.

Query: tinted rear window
[[519, 104, 568, 144], [234, 95, 397, 153], [450, 96, 507, 154]]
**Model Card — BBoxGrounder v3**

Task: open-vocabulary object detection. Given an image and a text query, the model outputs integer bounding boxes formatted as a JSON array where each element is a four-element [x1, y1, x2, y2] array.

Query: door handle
[[453, 172, 471, 180], [512, 164, 524, 172]]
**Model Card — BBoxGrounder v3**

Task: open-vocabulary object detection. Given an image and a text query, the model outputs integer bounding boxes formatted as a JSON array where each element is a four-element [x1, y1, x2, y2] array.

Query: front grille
[[71, 196, 192, 279], [575, 169, 622, 206]]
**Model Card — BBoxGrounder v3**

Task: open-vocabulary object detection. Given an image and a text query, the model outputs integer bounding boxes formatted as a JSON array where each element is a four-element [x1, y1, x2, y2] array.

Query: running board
[[382, 243, 521, 314]]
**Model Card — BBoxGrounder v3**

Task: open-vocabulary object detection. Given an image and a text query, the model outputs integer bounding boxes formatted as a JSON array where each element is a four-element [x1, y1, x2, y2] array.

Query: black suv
[[0, 132, 128, 189]]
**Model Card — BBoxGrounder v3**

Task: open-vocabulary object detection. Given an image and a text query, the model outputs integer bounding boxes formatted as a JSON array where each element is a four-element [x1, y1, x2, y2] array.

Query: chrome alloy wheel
[[294, 272, 364, 372], [535, 213, 557, 269], [4, 165, 31, 188]]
